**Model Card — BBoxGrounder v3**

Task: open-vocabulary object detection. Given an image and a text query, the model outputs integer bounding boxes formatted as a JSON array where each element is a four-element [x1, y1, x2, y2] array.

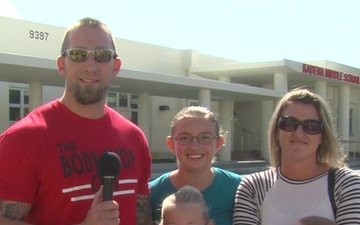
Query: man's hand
[[80, 186, 120, 225]]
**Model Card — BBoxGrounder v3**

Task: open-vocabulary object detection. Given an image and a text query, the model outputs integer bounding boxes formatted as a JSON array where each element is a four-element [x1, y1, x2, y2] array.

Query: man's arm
[[0, 187, 120, 225], [0, 200, 32, 225], [136, 194, 152, 225]]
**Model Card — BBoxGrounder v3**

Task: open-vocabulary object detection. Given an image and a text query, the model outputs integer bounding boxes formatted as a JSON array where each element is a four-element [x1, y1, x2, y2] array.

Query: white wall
[[118, 39, 185, 76], [149, 96, 184, 159], [43, 85, 64, 103], [0, 16, 63, 59]]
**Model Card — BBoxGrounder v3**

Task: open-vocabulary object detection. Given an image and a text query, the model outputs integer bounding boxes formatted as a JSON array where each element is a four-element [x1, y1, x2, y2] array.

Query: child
[[159, 185, 214, 225], [150, 106, 242, 225], [295, 216, 336, 225]]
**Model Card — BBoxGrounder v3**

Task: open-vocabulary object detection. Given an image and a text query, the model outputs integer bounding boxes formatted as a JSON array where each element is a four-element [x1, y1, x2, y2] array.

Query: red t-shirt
[[0, 99, 151, 225]]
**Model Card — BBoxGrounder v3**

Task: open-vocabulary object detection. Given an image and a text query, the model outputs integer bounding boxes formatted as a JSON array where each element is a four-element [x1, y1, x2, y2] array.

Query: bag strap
[[328, 167, 338, 218]]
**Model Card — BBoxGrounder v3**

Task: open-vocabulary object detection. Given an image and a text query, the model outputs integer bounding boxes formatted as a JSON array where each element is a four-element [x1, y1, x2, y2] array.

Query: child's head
[[159, 185, 214, 225], [169, 106, 223, 137], [167, 106, 224, 164], [295, 216, 336, 225]]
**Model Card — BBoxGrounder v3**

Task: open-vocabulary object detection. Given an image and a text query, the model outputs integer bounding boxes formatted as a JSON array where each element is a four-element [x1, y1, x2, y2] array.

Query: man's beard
[[74, 84, 107, 105]]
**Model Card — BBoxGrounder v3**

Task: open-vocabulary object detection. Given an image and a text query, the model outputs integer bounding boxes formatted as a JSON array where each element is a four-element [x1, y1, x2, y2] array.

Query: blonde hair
[[170, 106, 223, 137], [268, 88, 347, 167], [160, 185, 211, 224]]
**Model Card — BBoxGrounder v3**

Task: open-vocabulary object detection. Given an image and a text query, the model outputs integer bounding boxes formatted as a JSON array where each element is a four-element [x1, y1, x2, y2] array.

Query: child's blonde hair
[[169, 106, 223, 137], [160, 185, 211, 224]]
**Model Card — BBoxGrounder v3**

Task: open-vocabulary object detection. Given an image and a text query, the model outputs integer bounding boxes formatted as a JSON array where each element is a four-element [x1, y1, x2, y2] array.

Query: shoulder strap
[[328, 167, 339, 218]]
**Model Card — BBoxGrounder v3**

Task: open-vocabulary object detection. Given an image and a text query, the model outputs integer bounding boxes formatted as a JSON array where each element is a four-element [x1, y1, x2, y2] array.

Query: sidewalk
[[151, 158, 360, 180]]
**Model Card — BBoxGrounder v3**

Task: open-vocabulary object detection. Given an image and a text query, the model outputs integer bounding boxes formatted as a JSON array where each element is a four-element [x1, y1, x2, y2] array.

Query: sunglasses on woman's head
[[278, 116, 324, 135], [61, 48, 117, 63]]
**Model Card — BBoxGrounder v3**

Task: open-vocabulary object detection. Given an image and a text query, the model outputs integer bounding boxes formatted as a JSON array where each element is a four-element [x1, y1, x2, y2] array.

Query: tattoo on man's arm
[[0, 200, 29, 220], [136, 194, 152, 225]]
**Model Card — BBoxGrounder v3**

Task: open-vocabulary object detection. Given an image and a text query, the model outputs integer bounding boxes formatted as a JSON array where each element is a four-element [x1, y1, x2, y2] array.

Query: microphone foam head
[[97, 151, 121, 177]]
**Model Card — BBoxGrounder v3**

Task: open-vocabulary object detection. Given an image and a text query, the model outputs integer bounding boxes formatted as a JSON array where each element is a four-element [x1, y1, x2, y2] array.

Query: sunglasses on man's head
[[278, 116, 324, 135], [61, 48, 117, 63]]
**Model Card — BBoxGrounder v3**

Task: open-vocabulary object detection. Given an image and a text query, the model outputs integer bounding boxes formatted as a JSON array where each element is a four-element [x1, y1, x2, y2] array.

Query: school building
[[1, 16, 360, 162]]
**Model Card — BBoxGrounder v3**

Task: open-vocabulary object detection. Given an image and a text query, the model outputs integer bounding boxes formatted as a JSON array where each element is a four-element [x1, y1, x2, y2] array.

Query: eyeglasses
[[278, 116, 324, 135], [171, 132, 218, 145], [61, 48, 117, 63]]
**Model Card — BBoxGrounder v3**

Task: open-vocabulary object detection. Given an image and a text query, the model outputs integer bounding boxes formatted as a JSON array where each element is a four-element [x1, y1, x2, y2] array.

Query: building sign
[[302, 63, 360, 85]]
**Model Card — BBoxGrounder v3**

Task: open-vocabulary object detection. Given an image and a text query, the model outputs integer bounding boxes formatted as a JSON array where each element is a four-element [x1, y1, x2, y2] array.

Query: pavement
[[151, 158, 360, 180]]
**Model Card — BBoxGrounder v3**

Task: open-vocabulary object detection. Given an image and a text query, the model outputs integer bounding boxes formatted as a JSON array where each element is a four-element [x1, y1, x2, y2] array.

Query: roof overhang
[[0, 52, 286, 102], [189, 59, 360, 87]]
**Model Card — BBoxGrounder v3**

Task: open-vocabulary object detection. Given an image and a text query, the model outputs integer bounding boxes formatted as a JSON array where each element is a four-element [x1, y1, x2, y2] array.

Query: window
[[107, 92, 138, 124], [130, 95, 138, 109], [107, 92, 117, 108], [118, 93, 128, 108], [9, 89, 29, 124], [189, 100, 199, 106]]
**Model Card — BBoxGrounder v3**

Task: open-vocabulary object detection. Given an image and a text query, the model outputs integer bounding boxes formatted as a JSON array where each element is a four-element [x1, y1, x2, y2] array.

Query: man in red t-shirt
[[0, 17, 152, 225]]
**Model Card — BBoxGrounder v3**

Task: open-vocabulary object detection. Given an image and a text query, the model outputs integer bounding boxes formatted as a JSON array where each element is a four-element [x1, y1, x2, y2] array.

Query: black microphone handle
[[102, 176, 115, 201]]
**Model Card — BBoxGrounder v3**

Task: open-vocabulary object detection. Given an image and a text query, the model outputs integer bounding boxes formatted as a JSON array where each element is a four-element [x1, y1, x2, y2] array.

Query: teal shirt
[[150, 167, 242, 225]]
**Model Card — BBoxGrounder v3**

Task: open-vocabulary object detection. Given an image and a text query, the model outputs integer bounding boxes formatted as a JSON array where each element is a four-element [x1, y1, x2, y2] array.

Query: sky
[[1, 0, 360, 68]]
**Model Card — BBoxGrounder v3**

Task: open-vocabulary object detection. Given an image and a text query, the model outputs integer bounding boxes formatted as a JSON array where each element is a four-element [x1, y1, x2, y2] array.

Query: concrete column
[[218, 76, 233, 161], [218, 101, 233, 161], [339, 86, 350, 140], [0, 82, 9, 132], [261, 83, 274, 161], [29, 82, 43, 111], [199, 89, 211, 109], [274, 73, 288, 91], [314, 80, 327, 99], [138, 93, 150, 141]]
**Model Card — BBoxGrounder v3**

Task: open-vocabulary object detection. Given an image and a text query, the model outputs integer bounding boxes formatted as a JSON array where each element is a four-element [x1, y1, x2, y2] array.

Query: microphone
[[97, 151, 121, 201]]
